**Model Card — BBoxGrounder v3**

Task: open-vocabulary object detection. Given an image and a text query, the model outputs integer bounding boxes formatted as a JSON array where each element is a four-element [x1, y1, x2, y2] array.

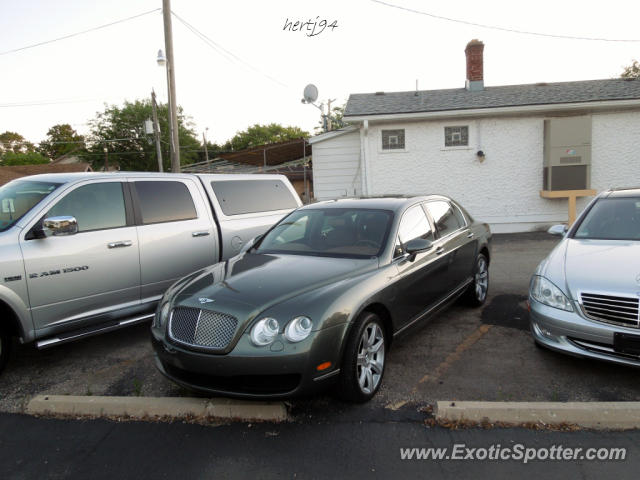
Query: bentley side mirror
[[43, 216, 78, 236], [405, 238, 433, 255], [547, 224, 568, 237]]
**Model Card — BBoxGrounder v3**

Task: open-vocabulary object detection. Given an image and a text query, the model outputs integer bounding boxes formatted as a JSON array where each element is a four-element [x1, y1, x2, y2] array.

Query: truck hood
[[174, 252, 379, 325], [565, 239, 640, 299]]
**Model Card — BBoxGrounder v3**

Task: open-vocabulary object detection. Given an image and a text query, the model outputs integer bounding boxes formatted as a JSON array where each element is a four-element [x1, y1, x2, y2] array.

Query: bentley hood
[[173, 252, 379, 327]]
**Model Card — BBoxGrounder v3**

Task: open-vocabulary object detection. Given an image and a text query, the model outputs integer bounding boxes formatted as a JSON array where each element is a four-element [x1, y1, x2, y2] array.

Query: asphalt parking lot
[[1, 232, 639, 418]]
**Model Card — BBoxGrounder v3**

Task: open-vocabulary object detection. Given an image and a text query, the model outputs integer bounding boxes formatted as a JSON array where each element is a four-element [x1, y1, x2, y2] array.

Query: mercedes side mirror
[[405, 238, 433, 255], [43, 216, 78, 236], [547, 224, 568, 237]]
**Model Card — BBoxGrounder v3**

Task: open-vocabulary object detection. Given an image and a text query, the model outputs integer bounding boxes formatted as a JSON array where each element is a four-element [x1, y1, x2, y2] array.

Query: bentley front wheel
[[338, 312, 386, 403]]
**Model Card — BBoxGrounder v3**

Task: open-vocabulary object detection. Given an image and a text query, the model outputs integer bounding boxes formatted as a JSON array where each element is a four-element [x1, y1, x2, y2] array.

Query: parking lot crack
[[413, 324, 492, 389]]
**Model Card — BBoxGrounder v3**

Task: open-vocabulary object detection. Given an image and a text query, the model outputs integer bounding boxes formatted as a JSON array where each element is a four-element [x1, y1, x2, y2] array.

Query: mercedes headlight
[[250, 317, 280, 346], [284, 316, 313, 342], [530, 276, 573, 312]]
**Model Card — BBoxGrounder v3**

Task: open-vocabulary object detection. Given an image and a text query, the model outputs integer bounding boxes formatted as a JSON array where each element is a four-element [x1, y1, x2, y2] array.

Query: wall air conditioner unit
[[543, 116, 591, 191]]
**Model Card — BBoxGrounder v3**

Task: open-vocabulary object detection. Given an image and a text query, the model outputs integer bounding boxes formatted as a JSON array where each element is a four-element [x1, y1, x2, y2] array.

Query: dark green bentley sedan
[[151, 196, 491, 402]]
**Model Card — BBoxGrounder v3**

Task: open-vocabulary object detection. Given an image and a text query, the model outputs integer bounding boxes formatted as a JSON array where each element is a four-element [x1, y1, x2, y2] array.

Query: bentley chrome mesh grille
[[169, 306, 238, 350]]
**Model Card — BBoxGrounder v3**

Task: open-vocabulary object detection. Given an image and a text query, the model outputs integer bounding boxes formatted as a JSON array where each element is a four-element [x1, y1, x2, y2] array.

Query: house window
[[444, 126, 469, 147], [382, 129, 405, 150]]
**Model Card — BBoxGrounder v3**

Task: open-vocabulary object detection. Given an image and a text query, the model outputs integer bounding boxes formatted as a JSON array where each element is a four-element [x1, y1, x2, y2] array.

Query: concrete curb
[[436, 401, 640, 430], [26, 395, 288, 423]]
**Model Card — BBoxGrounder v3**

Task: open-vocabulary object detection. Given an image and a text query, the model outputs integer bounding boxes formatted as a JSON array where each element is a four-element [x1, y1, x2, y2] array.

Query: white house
[[309, 40, 640, 233]]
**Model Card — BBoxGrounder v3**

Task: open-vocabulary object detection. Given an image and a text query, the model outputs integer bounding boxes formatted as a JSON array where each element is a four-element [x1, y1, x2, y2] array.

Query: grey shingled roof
[[344, 78, 640, 117]]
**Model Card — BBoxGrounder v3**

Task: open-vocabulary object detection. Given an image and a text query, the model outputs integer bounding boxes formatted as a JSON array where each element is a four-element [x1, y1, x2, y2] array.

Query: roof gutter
[[344, 98, 640, 123], [308, 126, 358, 145]]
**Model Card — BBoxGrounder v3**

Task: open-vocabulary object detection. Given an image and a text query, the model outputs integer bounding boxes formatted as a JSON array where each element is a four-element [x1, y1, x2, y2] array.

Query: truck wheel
[[337, 312, 386, 403], [0, 330, 10, 374]]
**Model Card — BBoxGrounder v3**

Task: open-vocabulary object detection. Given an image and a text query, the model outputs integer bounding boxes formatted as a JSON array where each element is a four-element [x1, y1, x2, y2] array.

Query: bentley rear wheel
[[338, 312, 386, 403], [464, 253, 489, 307]]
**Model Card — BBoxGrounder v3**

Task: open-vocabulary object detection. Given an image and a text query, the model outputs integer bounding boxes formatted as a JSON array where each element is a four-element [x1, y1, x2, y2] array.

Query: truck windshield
[[255, 208, 393, 258], [574, 197, 640, 241], [0, 180, 61, 232]]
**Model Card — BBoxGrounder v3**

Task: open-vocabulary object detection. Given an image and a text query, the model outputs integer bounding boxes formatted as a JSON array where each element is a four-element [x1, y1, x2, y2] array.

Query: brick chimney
[[465, 39, 484, 91]]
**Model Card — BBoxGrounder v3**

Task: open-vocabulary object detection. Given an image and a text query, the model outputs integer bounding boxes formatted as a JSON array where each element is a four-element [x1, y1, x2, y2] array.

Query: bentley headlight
[[284, 316, 313, 342], [250, 317, 280, 346], [530, 276, 573, 312]]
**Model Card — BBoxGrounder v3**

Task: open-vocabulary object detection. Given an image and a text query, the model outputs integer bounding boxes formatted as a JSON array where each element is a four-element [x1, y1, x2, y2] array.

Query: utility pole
[[151, 90, 164, 172], [162, 0, 180, 172], [326, 98, 335, 132], [202, 128, 210, 170], [303, 139, 308, 204]]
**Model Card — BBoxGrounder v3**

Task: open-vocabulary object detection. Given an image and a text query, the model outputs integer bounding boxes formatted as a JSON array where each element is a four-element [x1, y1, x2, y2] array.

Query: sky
[[1, 0, 639, 147]]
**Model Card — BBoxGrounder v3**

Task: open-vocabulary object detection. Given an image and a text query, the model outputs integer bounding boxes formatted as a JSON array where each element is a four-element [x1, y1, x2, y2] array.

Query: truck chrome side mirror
[[43, 216, 78, 236], [547, 224, 568, 237], [240, 234, 263, 253]]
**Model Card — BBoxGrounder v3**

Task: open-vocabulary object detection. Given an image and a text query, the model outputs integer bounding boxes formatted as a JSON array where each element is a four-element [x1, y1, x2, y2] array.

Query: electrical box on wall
[[543, 116, 592, 191]]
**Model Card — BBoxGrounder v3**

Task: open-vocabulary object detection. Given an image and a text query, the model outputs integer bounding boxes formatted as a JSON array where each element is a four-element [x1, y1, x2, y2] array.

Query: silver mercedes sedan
[[529, 187, 640, 366]]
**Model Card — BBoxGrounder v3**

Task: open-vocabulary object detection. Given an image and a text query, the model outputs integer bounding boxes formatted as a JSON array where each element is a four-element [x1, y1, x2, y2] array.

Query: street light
[[157, 48, 180, 172]]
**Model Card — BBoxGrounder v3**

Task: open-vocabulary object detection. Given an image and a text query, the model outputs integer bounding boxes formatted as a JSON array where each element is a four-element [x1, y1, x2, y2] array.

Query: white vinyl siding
[[311, 131, 362, 200]]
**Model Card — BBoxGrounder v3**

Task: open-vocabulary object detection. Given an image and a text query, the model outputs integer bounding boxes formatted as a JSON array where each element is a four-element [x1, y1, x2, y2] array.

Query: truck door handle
[[192, 231, 210, 237], [435, 246, 445, 255], [108, 240, 132, 249]]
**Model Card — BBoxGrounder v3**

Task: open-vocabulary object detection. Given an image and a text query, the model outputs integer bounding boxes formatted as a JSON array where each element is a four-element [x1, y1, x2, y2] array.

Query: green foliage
[[38, 124, 86, 160], [229, 123, 308, 151], [85, 99, 201, 171], [1, 151, 50, 166], [621, 60, 640, 79], [0, 131, 34, 154]]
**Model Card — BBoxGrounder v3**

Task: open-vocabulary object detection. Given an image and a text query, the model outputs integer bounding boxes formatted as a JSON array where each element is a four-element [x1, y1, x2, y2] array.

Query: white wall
[[591, 111, 640, 192], [360, 111, 640, 233], [311, 130, 362, 199]]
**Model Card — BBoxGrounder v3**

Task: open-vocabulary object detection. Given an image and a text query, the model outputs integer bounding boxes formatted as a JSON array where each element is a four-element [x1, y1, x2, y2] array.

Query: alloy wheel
[[475, 256, 489, 302], [356, 322, 385, 394]]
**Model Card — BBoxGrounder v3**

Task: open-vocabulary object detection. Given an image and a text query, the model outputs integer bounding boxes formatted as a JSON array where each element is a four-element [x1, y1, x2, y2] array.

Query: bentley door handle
[[467, 232, 475, 238], [108, 240, 133, 249], [192, 231, 210, 237], [435, 246, 445, 255]]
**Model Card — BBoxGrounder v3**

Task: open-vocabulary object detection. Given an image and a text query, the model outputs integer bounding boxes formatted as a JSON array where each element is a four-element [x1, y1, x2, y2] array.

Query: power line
[[171, 11, 292, 89], [0, 8, 161, 56], [0, 137, 144, 147], [370, 0, 640, 42], [0, 98, 108, 108]]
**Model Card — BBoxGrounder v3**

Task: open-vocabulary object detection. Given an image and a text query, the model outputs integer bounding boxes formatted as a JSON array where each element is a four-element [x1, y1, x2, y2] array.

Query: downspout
[[360, 120, 370, 195]]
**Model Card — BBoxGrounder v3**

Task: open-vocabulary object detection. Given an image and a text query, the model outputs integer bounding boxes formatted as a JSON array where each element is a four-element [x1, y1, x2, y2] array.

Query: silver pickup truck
[[0, 172, 301, 372]]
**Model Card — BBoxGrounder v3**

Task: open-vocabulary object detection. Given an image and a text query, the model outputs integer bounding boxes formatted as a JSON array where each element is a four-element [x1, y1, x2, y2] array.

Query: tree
[[39, 124, 86, 160], [1, 151, 49, 166], [229, 123, 308, 151], [621, 60, 640, 79], [85, 99, 201, 171], [0, 131, 34, 155]]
